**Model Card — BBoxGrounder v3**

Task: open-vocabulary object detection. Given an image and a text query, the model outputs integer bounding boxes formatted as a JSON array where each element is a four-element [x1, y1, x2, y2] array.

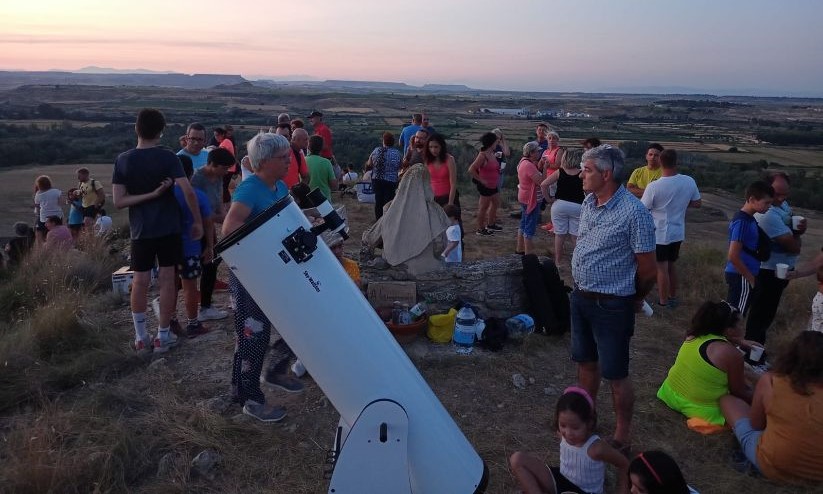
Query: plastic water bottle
[[506, 314, 535, 339], [398, 304, 412, 325], [409, 302, 427, 321], [453, 307, 477, 354]]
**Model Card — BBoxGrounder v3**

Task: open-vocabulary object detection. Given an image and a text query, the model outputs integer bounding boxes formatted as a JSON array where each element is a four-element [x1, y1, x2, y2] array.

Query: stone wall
[[359, 251, 529, 319]]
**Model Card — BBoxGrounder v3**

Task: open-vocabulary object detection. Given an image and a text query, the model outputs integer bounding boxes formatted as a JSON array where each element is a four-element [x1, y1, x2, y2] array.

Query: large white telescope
[[215, 192, 488, 494]]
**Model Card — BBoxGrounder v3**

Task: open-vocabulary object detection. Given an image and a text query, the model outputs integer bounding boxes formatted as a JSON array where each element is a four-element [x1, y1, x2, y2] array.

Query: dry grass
[[0, 189, 821, 493]]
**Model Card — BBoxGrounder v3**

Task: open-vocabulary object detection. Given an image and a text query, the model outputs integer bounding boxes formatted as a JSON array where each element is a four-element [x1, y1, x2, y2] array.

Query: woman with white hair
[[222, 132, 303, 423], [516, 141, 544, 255], [540, 148, 584, 264]]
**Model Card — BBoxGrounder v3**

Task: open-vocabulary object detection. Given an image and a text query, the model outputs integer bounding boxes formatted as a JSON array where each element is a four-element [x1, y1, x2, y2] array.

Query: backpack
[[742, 225, 771, 262], [83, 179, 106, 207], [521, 255, 571, 335]]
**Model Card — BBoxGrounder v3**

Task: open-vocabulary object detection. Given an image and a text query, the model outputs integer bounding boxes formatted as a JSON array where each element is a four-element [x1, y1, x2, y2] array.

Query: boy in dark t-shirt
[[725, 181, 774, 314], [112, 108, 203, 354]]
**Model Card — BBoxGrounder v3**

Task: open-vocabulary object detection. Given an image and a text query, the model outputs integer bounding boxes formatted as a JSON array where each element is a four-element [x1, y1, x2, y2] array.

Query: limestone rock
[[148, 357, 166, 369], [191, 449, 221, 478]]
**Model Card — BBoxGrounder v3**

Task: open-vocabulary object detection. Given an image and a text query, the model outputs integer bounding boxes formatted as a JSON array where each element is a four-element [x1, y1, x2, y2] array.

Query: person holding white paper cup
[[775, 263, 790, 279], [786, 247, 823, 333], [792, 215, 805, 231], [745, 171, 807, 345]]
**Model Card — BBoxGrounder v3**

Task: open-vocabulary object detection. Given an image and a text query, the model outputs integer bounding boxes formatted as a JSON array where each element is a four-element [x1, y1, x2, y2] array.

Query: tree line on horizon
[[0, 113, 821, 211]]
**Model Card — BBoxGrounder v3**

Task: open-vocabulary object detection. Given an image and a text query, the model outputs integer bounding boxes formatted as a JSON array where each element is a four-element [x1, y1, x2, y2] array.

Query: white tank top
[[559, 434, 605, 494]]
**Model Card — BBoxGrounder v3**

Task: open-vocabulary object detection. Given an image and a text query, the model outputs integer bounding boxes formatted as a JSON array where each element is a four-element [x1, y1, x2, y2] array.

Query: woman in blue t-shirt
[[222, 132, 303, 423]]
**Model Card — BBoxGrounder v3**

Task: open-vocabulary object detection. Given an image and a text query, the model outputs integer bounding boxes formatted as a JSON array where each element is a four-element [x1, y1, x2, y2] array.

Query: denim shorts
[[570, 290, 635, 380], [519, 203, 540, 239], [733, 418, 763, 472]]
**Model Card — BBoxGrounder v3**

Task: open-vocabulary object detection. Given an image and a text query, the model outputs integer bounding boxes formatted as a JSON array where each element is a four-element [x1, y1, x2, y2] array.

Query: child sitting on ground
[[43, 215, 74, 251], [3, 222, 34, 268], [441, 204, 462, 264], [95, 209, 113, 237], [510, 387, 629, 494], [628, 450, 699, 493]]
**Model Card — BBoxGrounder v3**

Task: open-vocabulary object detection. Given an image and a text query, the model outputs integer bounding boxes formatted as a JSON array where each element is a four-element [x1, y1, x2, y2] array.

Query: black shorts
[[81, 205, 99, 219], [179, 255, 203, 280], [655, 241, 682, 262], [548, 466, 586, 494], [474, 181, 498, 197], [35, 220, 48, 232], [130, 234, 183, 272], [68, 223, 83, 232]]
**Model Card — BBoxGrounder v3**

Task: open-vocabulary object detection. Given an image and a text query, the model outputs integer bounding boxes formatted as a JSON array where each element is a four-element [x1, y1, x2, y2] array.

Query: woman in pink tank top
[[468, 132, 502, 236], [424, 133, 458, 207]]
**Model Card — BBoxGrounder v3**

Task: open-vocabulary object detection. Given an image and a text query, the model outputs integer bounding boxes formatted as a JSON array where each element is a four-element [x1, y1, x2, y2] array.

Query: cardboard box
[[367, 281, 417, 309], [112, 266, 134, 295]]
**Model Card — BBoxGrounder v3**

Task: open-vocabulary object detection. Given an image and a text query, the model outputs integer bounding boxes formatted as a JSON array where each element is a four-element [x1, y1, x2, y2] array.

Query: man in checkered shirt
[[570, 144, 657, 452]]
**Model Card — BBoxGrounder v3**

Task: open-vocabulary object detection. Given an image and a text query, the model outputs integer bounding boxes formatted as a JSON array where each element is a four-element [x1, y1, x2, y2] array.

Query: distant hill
[[252, 78, 478, 93], [0, 71, 247, 89], [73, 66, 180, 75], [422, 83, 471, 92]]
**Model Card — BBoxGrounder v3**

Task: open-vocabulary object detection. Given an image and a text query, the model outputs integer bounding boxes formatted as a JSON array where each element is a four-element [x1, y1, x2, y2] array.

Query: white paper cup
[[641, 300, 654, 317], [775, 263, 789, 279], [792, 215, 804, 230], [749, 346, 764, 363]]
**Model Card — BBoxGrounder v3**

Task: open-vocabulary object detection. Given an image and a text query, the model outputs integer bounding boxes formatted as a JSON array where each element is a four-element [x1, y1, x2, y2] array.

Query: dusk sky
[[3, 0, 822, 96]]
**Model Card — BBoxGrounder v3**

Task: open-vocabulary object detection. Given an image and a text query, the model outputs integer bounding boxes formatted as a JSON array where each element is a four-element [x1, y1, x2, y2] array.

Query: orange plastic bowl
[[385, 317, 428, 344]]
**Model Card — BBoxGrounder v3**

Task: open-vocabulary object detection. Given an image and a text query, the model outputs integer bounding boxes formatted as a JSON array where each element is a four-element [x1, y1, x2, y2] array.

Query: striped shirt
[[572, 186, 655, 296]]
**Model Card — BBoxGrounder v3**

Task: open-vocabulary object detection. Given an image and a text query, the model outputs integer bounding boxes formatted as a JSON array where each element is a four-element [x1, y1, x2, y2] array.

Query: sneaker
[[476, 228, 493, 236], [186, 321, 209, 339], [486, 223, 503, 231], [291, 359, 307, 378], [261, 373, 305, 393], [199, 306, 228, 321], [242, 400, 287, 423], [153, 332, 180, 354], [133, 335, 153, 353], [214, 279, 230, 291], [169, 318, 184, 337]]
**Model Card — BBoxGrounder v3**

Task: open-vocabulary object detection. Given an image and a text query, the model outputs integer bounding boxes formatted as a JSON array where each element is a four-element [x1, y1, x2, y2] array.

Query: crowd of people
[[5, 106, 822, 491], [1, 167, 112, 269]]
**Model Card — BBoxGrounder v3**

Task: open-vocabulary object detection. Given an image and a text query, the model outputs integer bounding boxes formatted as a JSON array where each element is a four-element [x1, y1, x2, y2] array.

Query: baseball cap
[[307, 110, 323, 118]]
